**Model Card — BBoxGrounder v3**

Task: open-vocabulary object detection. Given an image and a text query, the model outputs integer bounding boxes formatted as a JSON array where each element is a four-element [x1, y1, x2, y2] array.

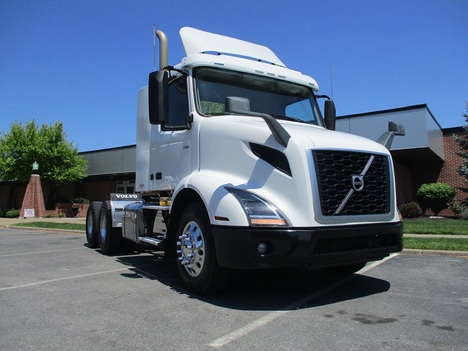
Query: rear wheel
[[85, 201, 101, 248], [176, 203, 229, 294], [98, 201, 122, 254]]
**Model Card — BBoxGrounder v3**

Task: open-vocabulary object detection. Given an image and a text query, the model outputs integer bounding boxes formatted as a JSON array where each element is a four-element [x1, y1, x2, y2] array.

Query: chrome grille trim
[[311, 149, 394, 224]]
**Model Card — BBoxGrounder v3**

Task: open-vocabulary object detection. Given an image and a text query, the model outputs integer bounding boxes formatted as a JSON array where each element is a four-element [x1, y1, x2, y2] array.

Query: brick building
[[437, 127, 466, 214]]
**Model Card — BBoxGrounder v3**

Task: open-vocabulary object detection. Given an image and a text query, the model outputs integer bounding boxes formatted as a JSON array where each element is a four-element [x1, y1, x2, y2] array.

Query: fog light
[[257, 242, 268, 255]]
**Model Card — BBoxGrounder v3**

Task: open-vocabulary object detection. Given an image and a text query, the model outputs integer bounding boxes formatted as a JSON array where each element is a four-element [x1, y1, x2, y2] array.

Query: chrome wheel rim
[[177, 221, 205, 277]]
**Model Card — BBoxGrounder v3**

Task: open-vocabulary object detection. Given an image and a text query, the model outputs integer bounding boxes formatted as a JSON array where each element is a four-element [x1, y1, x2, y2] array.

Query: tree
[[0, 120, 87, 183], [455, 102, 468, 185]]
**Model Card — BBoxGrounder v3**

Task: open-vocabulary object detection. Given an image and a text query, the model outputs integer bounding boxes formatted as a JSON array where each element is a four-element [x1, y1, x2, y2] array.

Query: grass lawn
[[403, 218, 468, 251], [14, 222, 86, 231], [403, 218, 468, 235], [404, 237, 468, 251]]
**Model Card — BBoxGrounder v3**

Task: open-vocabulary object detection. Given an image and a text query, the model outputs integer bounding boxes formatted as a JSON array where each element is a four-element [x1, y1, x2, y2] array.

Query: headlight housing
[[226, 187, 290, 227]]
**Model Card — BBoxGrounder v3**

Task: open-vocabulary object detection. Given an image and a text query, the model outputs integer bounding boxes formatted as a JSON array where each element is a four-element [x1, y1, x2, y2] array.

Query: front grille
[[313, 150, 390, 216]]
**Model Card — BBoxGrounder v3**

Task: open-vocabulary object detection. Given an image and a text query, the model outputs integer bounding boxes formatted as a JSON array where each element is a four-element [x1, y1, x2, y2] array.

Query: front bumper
[[212, 222, 403, 269]]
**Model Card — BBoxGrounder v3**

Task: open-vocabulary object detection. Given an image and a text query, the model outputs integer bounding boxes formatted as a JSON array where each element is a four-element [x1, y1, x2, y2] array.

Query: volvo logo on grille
[[351, 175, 365, 192]]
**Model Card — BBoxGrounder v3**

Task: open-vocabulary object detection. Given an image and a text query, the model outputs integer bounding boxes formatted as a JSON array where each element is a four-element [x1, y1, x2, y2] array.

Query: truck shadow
[[115, 251, 391, 311], [201, 268, 391, 311]]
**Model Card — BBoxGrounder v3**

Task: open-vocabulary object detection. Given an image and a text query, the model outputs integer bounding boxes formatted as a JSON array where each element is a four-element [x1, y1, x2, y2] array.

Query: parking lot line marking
[[357, 253, 400, 274], [208, 253, 400, 348], [0, 247, 87, 258], [0, 263, 155, 292]]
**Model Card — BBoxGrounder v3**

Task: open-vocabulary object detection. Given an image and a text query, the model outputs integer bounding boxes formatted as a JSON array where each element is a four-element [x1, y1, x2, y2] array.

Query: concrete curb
[[403, 234, 468, 256], [404, 234, 468, 239], [0, 224, 85, 235], [0, 218, 86, 234], [403, 248, 468, 257]]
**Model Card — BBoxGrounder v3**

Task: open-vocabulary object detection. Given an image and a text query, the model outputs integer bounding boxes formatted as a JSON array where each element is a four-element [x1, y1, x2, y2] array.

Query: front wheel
[[176, 204, 229, 294]]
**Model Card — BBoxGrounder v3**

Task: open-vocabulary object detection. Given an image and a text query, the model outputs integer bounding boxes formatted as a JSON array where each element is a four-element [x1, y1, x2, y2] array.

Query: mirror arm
[[377, 122, 406, 149]]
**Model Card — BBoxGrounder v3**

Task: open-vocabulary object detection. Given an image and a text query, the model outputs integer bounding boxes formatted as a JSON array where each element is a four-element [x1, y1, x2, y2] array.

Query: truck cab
[[86, 27, 403, 294]]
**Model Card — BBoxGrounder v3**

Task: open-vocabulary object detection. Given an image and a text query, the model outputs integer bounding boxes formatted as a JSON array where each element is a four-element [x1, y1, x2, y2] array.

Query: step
[[138, 236, 165, 247]]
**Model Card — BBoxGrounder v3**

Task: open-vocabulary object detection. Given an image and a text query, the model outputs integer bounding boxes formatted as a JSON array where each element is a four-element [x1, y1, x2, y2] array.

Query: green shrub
[[451, 200, 464, 214], [399, 201, 422, 218], [451, 201, 468, 220], [450, 200, 468, 217], [460, 209, 468, 220], [416, 183, 456, 216], [5, 209, 20, 218]]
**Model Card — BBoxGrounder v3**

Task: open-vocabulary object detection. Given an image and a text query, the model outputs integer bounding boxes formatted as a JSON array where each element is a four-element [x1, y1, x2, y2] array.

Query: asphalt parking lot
[[1, 228, 467, 351]]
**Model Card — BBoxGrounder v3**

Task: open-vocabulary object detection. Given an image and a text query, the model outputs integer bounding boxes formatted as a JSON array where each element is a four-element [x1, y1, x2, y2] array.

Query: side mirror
[[148, 70, 169, 124], [388, 121, 405, 136], [377, 121, 406, 149], [324, 99, 336, 130]]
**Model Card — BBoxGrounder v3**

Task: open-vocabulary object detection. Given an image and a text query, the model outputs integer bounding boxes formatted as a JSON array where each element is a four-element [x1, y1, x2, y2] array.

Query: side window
[[165, 77, 189, 129]]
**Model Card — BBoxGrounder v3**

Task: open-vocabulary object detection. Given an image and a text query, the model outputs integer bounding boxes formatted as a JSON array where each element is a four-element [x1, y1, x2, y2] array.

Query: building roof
[[442, 126, 464, 134], [338, 104, 444, 130], [80, 144, 136, 176], [336, 104, 444, 164]]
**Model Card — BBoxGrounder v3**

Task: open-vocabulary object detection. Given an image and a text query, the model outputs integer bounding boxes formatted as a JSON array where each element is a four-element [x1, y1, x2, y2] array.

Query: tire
[[98, 201, 122, 255], [176, 203, 229, 294], [324, 262, 367, 276], [85, 201, 101, 248]]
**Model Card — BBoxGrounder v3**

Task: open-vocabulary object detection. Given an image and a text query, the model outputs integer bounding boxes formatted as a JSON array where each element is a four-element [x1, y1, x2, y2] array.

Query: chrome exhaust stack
[[155, 29, 168, 70]]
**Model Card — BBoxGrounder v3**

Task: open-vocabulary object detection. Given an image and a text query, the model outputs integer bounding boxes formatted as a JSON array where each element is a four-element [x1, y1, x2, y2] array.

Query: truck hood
[[206, 115, 389, 154], [198, 115, 396, 228], [283, 121, 389, 153]]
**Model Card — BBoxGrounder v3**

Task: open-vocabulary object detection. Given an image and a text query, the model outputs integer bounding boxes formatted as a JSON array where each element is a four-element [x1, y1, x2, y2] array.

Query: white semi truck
[[86, 27, 404, 294]]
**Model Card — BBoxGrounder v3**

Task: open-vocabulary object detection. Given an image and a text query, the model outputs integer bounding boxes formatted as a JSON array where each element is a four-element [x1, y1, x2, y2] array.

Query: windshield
[[194, 67, 324, 126]]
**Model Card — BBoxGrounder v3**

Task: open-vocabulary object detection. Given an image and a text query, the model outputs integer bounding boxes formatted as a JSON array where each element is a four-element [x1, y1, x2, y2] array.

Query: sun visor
[[179, 27, 286, 67]]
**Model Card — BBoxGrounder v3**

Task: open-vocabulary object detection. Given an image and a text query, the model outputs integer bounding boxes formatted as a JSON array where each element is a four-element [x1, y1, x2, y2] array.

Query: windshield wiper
[[204, 112, 226, 116], [272, 114, 309, 124]]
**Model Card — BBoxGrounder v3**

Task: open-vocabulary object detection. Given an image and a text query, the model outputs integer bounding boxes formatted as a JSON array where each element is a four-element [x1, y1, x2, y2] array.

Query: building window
[[116, 181, 135, 194]]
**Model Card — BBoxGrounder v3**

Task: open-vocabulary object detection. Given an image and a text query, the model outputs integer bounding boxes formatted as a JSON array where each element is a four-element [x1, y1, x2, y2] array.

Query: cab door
[[150, 76, 192, 190]]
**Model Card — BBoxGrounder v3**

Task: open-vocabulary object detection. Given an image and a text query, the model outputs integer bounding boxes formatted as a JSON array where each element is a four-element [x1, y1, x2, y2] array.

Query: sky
[[1, 0, 467, 152]]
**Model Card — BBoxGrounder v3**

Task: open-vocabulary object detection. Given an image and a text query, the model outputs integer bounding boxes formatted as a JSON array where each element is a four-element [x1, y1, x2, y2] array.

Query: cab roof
[[180, 27, 286, 67]]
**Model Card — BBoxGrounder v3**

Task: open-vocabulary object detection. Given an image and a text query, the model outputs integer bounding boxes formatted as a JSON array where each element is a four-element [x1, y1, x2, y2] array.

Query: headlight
[[226, 187, 289, 227]]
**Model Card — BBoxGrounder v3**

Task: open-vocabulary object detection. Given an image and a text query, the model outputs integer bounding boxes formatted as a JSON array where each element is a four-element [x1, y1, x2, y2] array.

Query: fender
[[109, 193, 143, 228], [172, 172, 250, 227]]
